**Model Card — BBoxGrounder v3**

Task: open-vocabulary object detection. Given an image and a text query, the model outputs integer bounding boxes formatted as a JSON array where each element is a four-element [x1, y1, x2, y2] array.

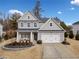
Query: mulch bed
[[4, 41, 34, 48]]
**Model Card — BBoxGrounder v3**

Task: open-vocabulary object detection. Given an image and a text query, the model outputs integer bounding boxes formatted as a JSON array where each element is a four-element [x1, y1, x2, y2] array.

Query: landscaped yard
[[0, 39, 43, 59], [1, 38, 79, 59]]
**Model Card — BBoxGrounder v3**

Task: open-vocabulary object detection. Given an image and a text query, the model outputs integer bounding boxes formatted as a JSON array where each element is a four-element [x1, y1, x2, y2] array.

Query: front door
[[34, 33, 38, 41]]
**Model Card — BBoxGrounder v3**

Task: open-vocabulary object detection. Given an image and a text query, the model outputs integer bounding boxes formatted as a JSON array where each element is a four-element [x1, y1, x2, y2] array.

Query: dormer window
[[34, 23, 37, 27], [27, 23, 30, 27], [50, 23, 52, 26], [28, 16, 30, 19]]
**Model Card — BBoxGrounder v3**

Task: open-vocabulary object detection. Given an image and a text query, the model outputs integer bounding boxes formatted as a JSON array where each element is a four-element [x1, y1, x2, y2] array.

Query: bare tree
[[9, 13, 21, 30], [33, 0, 41, 18]]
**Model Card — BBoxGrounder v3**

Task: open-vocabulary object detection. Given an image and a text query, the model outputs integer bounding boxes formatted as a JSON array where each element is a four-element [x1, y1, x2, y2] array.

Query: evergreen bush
[[75, 32, 79, 40], [37, 40, 42, 44], [69, 31, 74, 39], [64, 32, 68, 38]]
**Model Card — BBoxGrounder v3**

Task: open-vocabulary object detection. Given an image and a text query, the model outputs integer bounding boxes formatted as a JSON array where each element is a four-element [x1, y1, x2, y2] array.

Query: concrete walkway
[[43, 43, 79, 59]]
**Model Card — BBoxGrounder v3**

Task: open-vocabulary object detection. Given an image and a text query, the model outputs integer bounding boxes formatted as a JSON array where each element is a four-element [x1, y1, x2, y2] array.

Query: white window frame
[[50, 23, 52, 26], [28, 16, 30, 19], [27, 23, 30, 27], [21, 22, 23, 27], [34, 23, 37, 27]]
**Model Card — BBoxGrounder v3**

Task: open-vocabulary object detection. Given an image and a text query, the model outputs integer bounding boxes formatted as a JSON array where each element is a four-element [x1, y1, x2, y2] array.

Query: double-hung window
[[50, 23, 52, 26], [34, 23, 37, 27], [21, 22, 23, 27], [27, 23, 30, 27], [28, 16, 30, 19]]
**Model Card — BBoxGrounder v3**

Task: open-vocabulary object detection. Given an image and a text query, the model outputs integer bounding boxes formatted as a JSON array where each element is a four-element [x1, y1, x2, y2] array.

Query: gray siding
[[39, 19, 63, 30], [18, 21, 44, 29]]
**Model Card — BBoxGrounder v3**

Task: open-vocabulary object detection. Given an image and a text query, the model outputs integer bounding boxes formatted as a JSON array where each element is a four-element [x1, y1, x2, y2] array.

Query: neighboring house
[[0, 24, 3, 37], [17, 11, 65, 43], [72, 22, 79, 35]]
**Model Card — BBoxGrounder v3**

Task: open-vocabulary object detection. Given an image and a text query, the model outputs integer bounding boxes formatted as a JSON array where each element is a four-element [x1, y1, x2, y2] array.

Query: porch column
[[16, 32, 19, 42], [30, 32, 33, 42], [38, 32, 40, 40]]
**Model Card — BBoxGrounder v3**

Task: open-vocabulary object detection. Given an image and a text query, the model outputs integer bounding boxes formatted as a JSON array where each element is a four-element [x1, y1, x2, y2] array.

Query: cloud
[[71, 0, 79, 6], [57, 11, 62, 14], [8, 9, 23, 16], [70, 7, 75, 10]]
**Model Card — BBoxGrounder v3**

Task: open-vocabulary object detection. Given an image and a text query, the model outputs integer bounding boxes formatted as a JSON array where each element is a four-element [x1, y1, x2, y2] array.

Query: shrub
[[4, 34, 8, 40], [64, 32, 68, 38], [75, 32, 79, 40], [37, 40, 42, 44], [62, 39, 70, 45], [69, 31, 74, 39], [62, 38, 70, 45]]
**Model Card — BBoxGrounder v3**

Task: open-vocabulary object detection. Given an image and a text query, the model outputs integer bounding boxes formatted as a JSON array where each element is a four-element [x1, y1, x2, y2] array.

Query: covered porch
[[17, 32, 38, 42]]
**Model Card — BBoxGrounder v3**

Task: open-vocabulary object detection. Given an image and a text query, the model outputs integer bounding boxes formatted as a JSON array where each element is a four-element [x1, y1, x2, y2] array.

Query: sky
[[0, 0, 79, 25]]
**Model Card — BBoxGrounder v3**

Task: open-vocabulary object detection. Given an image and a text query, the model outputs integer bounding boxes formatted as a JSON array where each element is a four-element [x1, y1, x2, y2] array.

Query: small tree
[[63, 32, 68, 43], [69, 31, 74, 39], [75, 32, 79, 40], [9, 13, 21, 30]]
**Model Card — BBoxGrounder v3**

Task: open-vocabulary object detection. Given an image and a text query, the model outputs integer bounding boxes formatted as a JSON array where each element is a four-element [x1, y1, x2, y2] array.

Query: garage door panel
[[41, 33, 60, 43]]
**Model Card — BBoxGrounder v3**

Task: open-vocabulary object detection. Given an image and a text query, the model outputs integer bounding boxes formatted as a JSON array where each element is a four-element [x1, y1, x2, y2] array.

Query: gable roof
[[17, 11, 40, 21], [27, 11, 39, 20], [40, 17, 62, 23], [40, 17, 49, 22], [53, 19, 64, 30], [39, 18, 65, 31], [54, 17, 62, 23]]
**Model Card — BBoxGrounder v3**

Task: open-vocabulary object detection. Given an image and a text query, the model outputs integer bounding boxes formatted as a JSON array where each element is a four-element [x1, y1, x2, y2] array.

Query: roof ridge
[[17, 11, 40, 21], [52, 19, 65, 31]]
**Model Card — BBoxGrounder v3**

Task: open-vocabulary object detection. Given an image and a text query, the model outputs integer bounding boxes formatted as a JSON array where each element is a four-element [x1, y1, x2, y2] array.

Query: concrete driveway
[[43, 43, 79, 59]]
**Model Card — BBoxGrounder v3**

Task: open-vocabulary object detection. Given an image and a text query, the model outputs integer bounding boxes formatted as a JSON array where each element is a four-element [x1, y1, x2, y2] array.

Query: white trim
[[39, 18, 51, 30], [16, 32, 19, 42], [30, 32, 33, 42], [53, 19, 65, 31]]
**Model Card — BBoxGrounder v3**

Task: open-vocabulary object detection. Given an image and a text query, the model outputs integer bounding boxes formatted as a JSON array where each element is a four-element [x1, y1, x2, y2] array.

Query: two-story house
[[72, 21, 79, 35], [17, 11, 65, 43]]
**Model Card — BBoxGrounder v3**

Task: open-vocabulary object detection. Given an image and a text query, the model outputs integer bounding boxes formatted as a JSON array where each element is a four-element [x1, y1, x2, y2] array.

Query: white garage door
[[41, 33, 60, 43]]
